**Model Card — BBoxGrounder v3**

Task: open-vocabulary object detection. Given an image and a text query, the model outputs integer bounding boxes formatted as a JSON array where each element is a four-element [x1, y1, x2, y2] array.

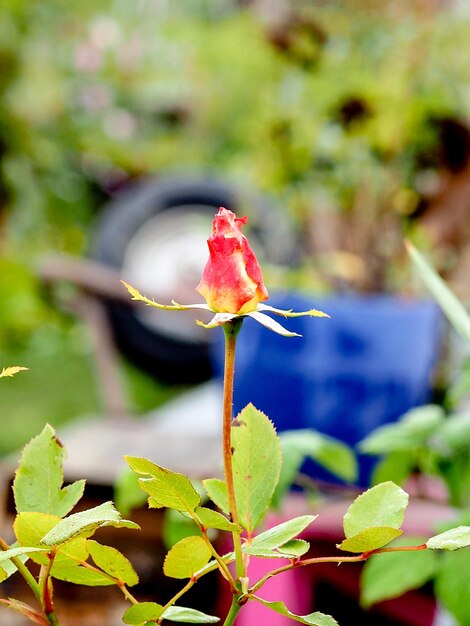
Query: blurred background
[[2, 0, 470, 452]]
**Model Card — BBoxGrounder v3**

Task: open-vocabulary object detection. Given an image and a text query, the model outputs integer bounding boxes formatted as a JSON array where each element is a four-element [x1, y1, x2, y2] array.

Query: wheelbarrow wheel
[[92, 175, 297, 384]]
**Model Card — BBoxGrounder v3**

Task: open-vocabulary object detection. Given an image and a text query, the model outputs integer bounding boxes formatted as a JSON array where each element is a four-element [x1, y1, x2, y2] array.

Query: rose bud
[[196, 207, 269, 314]]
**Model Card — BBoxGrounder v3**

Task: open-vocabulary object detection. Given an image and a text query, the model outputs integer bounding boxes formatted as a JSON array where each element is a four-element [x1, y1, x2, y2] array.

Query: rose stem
[[222, 319, 245, 581]]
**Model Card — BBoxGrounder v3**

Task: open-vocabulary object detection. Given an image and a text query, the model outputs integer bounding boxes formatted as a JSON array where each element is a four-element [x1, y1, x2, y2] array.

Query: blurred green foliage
[[2, 0, 470, 450]]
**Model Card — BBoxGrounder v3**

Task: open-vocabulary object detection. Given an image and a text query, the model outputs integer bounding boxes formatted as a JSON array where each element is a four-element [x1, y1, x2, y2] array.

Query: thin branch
[[0, 536, 41, 603], [247, 543, 428, 596]]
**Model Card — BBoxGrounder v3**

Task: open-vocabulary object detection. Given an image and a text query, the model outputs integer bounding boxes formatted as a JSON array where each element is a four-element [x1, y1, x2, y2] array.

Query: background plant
[[359, 244, 470, 625], [2, 1, 470, 449]]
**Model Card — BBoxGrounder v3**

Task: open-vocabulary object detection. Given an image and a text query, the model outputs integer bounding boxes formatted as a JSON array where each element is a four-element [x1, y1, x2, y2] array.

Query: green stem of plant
[[0, 536, 41, 603], [78, 560, 139, 605], [46, 610, 61, 626], [222, 319, 245, 581], [199, 528, 237, 593], [39, 549, 62, 626], [117, 581, 139, 604], [153, 553, 236, 624], [222, 595, 243, 626], [157, 579, 196, 623]]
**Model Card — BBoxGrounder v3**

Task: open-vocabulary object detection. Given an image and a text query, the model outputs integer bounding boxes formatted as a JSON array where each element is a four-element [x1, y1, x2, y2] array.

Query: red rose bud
[[196, 207, 269, 314]]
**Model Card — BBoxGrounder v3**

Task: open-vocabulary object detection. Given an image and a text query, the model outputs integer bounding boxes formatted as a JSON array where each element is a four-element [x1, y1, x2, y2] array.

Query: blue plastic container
[[211, 292, 443, 485]]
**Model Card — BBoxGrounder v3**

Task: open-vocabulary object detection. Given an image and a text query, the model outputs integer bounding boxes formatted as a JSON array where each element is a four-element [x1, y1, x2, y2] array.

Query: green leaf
[[162, 606, 220, 623], [406, 241, 470, 344], [272, 430, 356, 508], [231, 404, 282, 534], [435, 549, 470, 625], [195, 507, 241, 533], [240, 547, 287, 558], [343, 482, 409, 538], [88, 541, 139, 586], [13, 424, 85, 517], [203, 479, 229, 516], [0, 566, 10, 583], [0, 546, 47, 561], [14, 512, 88, 566], [438, 412, 470, 451], [163, 509, 200, 550], [126, 456, 200, 513], [123, 602, 163, 624], [248, 515, 316, 551], [277, 539, 310, 557], [51, 563, 114, 586], [282, 430, 357, 482], [244, 539, 310, 559], [163, 536, 212, 579], [426, 526, 470, 550], [14, 512, 60, 553], [338, 527, 403, 553], [339, 483, 409, 553], [114, 469, 148, 516], [371, 452, 416, 487], [361, 537, 439, 608], [13, 510, 121, 585], [51, 543, 91, 577], [253, 598, 338, 625], [0, 543, 28, 582], [359, 405, 445, 454], [40, 501, 139, 545]]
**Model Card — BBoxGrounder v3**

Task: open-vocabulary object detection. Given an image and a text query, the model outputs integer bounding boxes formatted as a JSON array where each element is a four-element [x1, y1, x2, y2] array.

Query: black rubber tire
[[91, 175, 297, 384]]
